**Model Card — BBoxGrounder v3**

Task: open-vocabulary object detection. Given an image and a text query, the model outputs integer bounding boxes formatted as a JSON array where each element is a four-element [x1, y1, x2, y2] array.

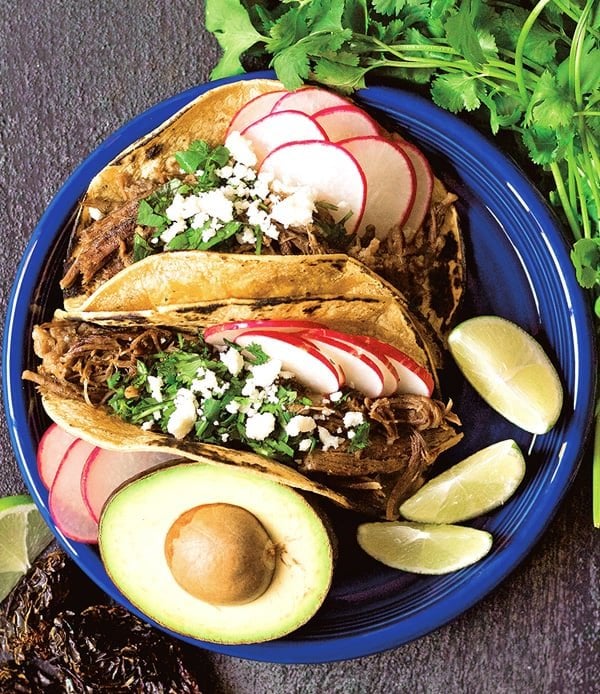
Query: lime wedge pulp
[[0, 494, 54, 602], [399, 439, 526, 524], [448, 316, 563, 434], [357, 521, 493, 575]]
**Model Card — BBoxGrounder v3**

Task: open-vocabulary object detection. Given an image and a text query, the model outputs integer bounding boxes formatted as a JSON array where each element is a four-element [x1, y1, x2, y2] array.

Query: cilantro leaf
[[137, 199, 167, 229], [206, 0, 266, 78], [372, 0, 406, 18], [431, 72, 483, 112], [444, 0, 486, 68], [571, 238, 600, 289]]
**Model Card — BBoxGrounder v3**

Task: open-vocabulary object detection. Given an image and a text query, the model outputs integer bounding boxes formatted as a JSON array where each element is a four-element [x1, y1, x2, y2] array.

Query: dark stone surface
[[1, 2, 598, 692]]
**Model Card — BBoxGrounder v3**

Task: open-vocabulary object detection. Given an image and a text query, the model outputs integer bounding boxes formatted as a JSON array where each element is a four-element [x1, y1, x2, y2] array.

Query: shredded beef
[[24, 320, 462, 519]]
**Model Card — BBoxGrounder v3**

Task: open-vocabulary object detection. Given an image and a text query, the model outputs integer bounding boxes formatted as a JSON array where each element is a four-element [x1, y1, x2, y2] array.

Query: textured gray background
[[1, 2, 598, 692]]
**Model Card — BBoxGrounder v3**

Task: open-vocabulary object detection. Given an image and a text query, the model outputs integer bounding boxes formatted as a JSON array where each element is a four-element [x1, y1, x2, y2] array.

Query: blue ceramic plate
[[2, 72, 596, 663]]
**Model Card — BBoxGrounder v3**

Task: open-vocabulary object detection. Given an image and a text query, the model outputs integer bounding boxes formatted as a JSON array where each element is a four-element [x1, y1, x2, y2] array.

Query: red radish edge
[[259, 139, 368, 234], [37, 423, 80, 490], [226, 90, 290, 137], [235, 329, 345, 393], [49, 439, 98, 543], [204, 319, 326, 346], [82, 449, 176, 522]]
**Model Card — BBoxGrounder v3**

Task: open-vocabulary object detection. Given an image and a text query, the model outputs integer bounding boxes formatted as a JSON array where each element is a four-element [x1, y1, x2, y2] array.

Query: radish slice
[[339, 136, 416, 238], [304, 333, 385, 398], [226, 90, 290, 137], [37, 423, 79, 490], [82, 449, 176, 522], [260, 140, 367, 234], [353, 334, 434, 396], [204, 319, 326, 346], [241, 110, 327, 166], [395, 141, 434, 242], [49, 439, 98, 543], [235, 330, 345, 393], [304, 328, 398, 396], [313, 105, 380, 142], [271, 87, 351, 115]]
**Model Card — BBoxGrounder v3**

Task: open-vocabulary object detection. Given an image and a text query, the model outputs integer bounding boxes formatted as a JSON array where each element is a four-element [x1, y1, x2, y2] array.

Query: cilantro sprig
[[106, 336, 366, 462], [205, 0, 600, 527]]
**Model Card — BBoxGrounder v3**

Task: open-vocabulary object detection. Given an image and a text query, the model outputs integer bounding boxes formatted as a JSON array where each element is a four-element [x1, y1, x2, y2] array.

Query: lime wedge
[[399, 439, 526, 523], [0, 494, 54, 602], [448, 316, 563, 434], [357, 521, 492, 574]]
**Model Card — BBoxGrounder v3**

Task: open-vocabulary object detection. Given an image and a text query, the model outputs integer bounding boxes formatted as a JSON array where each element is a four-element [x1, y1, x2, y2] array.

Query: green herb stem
[[514, 0, 555, 101]]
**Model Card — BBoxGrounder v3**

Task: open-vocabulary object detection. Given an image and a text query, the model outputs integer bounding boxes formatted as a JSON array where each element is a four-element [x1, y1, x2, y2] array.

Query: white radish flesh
[[314, 105, 380, 142], [82, 449, 176, 521], [304, 334, 386, 398], [260, 140, 367, 234], [235, 330, 345, 393], [204, 319, 326, 346], [272, 87, 351, 115], [395, 141, 434, 242], [241, 110, 327, 166], [339, 136, 416, 239], [226, 90, 289, 137], [49, 439, 98, 543], [37, 423, 79, 490]]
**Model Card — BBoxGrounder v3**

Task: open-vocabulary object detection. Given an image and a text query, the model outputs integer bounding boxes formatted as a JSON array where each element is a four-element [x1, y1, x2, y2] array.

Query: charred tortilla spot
[[145, 143, 163, 160]]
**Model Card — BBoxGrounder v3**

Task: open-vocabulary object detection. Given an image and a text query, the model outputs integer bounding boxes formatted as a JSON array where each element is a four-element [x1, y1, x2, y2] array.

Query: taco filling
[[24, 319, 461, 519], [59, 80, 464, 340]]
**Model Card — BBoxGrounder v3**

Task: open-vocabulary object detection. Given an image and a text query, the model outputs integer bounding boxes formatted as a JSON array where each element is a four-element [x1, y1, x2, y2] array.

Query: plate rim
[[2, 70, 596, 664]]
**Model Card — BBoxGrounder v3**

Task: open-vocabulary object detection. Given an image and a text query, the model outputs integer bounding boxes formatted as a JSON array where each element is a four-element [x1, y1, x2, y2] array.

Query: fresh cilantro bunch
[[206, 0, 600, 525]]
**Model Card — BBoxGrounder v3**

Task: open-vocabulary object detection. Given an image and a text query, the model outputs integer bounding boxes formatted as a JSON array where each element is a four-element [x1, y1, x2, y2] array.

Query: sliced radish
[[226, 90, 290, 137], [260, 140, 367, 234], [339, 136, 416, 238], [235, 330, 345, 393], [271, 87, 351, 115], [304, 328, 398, 397], [82, 449, 176, 522], [313, 105, 380, 142], [204, 319, 326, 346], [49, 439, 98, 543], [37, 423, 79, 490], [241, 110, 327, 166], [304, 333, 385, 398], [353, 334, 434, 396], [395, 141, 434, 241]]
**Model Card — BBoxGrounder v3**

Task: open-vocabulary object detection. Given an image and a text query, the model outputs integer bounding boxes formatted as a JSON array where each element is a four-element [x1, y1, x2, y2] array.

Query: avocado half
[[98, 461, 334, 644]]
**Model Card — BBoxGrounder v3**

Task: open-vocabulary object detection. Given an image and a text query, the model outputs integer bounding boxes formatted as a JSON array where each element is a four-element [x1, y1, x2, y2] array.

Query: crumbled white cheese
[[298, 438, 313, 452], [329, 391, 343, 402], [225, 400, 241, 414], [245, 411, 276, 441], [285, 415, 317, 437], [318, 426, 343, 451], [160, 219, 186, 244], [343, 411, 365, 429], [191, 368, 221, 399], [167, 389, 198, 439], [220, 347, 244, 376], [249, 359, 282, 388], [246, 200, 278, 239], [88, 206, 104, 221], [147, 375, 163, 403], [236, 226, 257, 245], [225, 131, 258, 168], [270, 188, 315, 228]]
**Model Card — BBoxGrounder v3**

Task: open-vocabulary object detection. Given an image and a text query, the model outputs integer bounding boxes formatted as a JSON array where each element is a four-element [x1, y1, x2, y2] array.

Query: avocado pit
[[164, 502, 276, 605]]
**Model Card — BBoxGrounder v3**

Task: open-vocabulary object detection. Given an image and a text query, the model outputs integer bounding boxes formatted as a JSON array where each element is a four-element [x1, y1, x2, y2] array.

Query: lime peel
[[399, 439, 526, 524], [448, 316, 563, 434], [357, 521, 493, 575], [0, 494, 54, 602]]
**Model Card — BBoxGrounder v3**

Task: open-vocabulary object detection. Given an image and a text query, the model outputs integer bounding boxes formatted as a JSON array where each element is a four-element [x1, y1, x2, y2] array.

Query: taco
[[59, 79, 464, 343], [24, 260, 461, 520]]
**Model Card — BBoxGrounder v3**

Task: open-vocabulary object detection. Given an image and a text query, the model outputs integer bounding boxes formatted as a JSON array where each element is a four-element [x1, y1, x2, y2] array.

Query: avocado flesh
[[98, 462, 334, 645]]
